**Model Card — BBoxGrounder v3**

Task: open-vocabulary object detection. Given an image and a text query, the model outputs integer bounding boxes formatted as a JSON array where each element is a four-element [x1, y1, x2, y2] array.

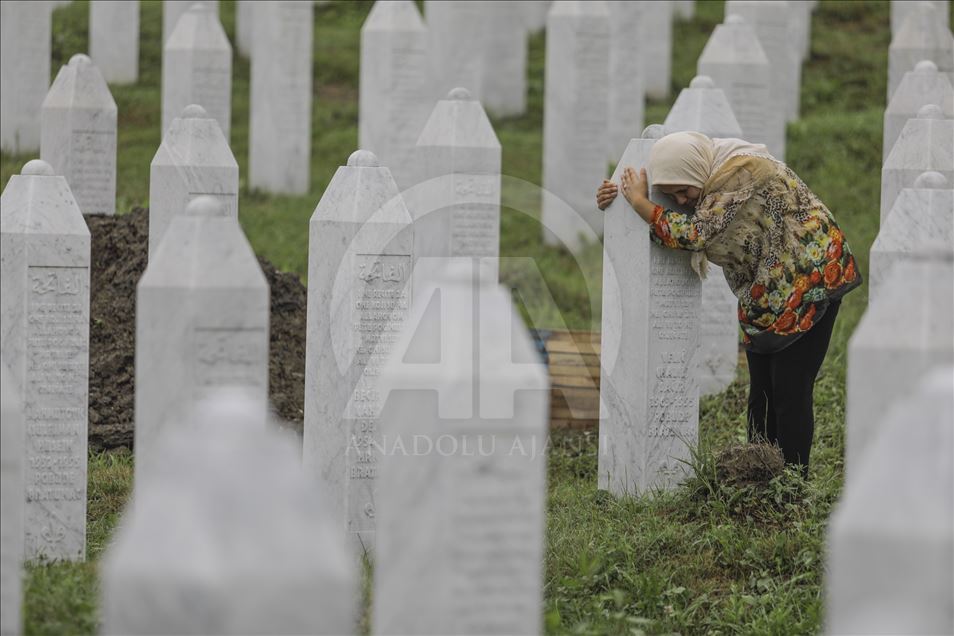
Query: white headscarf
[[648, 132, 772, 191]]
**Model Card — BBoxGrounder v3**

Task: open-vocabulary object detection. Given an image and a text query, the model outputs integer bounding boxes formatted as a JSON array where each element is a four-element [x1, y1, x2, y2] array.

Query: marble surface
[[248, 1, 313, 194], [641, 0, 673, 100], [41, 54, 118, 216], [149, 104, 238, 259], [599, 130, 703, 496], [358, 0, 430, 192], [663, 75, 744, 138], [479, 1, 527, 117], [827, 366, 954, 635], [412, 88, 502, 285], [845, 252, 954, 481], [135, 197, 269, 492], [373, 261, 549, 635], [789, 0, 812, 62], [523, 0, 549, 32], [235, 0, 253, 57], [101, 389, 358, 635], [870, 175, 953, 303], [674, 0, 694, 19], [891, 0, 950, 37], [90, 0, 139, 84], [425, 1, 489, 103], [888, 2, 954, 102], [162, 0, 219, 44], [880, 105, 954, 222], [0, 1, 52, 153], [1, 359, 24, 636], [303, 150, 414, 555], [0, 160, 90, 563], [697, 15, 783, 160], [542, 0, 610, 252], [883, 61, 954, 162], [161, 2, 232, 139], [606, 1, 645, 160]]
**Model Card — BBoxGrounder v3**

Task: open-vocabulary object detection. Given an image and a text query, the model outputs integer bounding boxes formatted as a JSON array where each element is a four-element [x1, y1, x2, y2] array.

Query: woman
[[596, 132, 861, 474]]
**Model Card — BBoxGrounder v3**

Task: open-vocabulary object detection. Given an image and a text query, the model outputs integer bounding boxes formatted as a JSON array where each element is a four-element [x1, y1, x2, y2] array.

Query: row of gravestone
[[824, 10, 954, 629]]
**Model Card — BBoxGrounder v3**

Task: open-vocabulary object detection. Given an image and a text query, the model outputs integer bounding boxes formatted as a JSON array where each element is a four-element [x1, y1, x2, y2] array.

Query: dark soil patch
[[86, 208, 306, 450], [715, 443, 786, 488]]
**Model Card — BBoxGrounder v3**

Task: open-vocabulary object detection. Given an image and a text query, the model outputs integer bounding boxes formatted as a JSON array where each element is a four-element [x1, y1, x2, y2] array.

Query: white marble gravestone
[[249, 0, 314, 194], [101, 389, 358, 635], [161, 2, 231, 139], [599, 127, 703, 496], [641, 0, 673, 100], [0, 1, 52, 154], [413, 88, 501, 284], [883, 61, 954, 162], [888, 2, 954, 102], [149, 104, 238, 259], [607, 1, 645, 160], [827, 366, 954, 636], [0, 160, 89, 562], [697, 15, 782, 159], [359, 0, 430, 192], [162, 0, 219, 44], [891, 0, 951, 37], [542, 0, 610, 251], [425, 1, 489, 102], [869, 172, 953, 304], [845, 251, 954, 479], [41, 54, 118, 216], [373, 261, 549, 635], [726, 0, 801, 123], [789, 0, 812, 62], [303, 150, 414, 554], [135, 197, 269, 490], [523, 0, 550, 32], [880, 104, 954, 223], [89, 1, 139, 84], [235, 0, 253, 57], [663, 76, 743, 396], [479, 1, 528, 117], [1, 359, 24, 636]]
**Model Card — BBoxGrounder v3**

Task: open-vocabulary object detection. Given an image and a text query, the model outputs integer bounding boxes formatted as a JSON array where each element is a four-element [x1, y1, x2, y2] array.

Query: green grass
[[1, 0, 924, 633]]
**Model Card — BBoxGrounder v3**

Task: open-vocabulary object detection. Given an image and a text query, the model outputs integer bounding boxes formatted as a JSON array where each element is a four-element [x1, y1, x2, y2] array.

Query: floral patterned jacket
[[648, 155, 862, 353]]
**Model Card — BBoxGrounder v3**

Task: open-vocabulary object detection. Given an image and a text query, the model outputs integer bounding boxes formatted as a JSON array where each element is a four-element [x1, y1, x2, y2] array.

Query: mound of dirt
[[86, 208, 306, 450], [715, 443, 786, 487]]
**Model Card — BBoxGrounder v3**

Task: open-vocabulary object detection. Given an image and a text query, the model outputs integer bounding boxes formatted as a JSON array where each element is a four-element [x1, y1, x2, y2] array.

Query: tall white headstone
[[607, 1, 645, 160], [135, 197, 269, 490], [89, 0, 139, 84], [425, 1, 488, 102], [523, 0, 550, 32], [149, 104, 238, 258], [303, 150, 413, 554], [161, 2, 232, 139], [359, 0, 430, 192], [41, 54, 118, 216], [888, 2, 954, 102], [880, 104, 954, 222], [249, 0, 314, 194], [883, 60, 954, 162], [845, 251, 954, 479], [725, 0, 800, 123], [0, 360, 25, 636], [235, 0, 253, 57], [663, 76, 743, 396], [0, 160, 89, 562], [790, 0, 813, 62], [373, 261, 549, 635], [641, 0, 673, 100], [599, 127, 703, 496], [162, 0, 219, 44], [413, 88, 501, 284], [542, 0, 610, 251], [827, 366, 954, 636], [101, 389, 358, 635], [0, 0, 52, 154], [891, 0, 951, 38], [480, 1, 528, 117], [870, 172, 953, 304], [697, 15, 782, 159]]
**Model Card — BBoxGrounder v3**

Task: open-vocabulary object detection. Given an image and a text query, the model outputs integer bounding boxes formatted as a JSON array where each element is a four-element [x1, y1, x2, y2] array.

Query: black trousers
[[745, 300, 841, 473]]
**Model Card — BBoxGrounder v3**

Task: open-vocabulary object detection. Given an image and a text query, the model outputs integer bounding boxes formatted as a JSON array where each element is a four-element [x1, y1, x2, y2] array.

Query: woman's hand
[[620, 167, 650, 209], [596, 179, 618, 210]]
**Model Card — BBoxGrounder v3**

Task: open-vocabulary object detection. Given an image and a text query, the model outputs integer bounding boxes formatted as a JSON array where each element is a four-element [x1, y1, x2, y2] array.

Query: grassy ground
[[1, 0, 921, 633]]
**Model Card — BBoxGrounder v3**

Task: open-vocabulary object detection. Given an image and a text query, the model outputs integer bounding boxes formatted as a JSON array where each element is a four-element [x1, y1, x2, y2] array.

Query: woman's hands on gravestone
[[620, 167, 656, 223], [596, 179, 618, 210]]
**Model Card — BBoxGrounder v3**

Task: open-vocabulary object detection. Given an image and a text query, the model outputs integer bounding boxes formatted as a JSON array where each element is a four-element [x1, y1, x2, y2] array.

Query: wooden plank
[[545, 339, 601, 355], [549, 374, 599, 389], [551, 406, 600, 420], [545, 329, 600, 343], [550, 418, 598, 430], [547, 353, 601, 369]]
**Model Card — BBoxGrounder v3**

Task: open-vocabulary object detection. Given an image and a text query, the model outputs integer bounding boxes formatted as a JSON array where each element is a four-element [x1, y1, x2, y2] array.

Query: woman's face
[[658, 184, 701, 207]]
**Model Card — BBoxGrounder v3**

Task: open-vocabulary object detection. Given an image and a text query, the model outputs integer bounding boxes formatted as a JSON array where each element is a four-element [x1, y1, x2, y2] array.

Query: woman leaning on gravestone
[[596, 132, 862, 475]]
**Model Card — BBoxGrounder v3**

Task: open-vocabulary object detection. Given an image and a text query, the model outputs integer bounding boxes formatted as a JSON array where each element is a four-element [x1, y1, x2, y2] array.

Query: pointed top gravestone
[[1, 359, 25, 636], [0, 0, 51, 154], [149, 104, 239, 258], [870, 172, 953, 303], [891, 0, 951, 36], [883, 60, 954, 162], [888, 1, 954, 102], [664, 75, 743, 138], [101, 389, 358, 635], [880, 104, 954, 222], [827, 366, 954, 636], [90, 0, 140, 84], [162, 0, 219, 44], [161, 2, 232, 138], [41, 54, 118, 216]]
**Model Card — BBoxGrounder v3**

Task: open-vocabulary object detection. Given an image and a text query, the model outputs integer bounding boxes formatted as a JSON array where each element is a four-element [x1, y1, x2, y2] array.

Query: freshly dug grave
[[715, 442, 786, 487], [86, 208, 306, 450]]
